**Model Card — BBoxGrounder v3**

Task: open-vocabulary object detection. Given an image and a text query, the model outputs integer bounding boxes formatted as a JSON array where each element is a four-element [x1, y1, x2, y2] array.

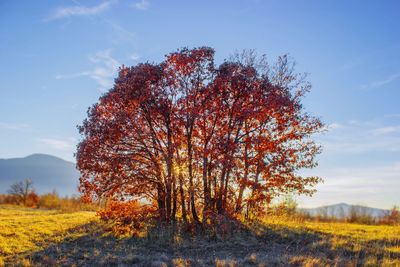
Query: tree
[[8, 178, 36, 206], [77, 47, 323, 224]]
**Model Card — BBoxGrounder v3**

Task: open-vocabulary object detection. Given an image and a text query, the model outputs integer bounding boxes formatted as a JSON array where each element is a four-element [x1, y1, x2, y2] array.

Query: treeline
[[302, 206, 400, 226], [1, 179, 97, 212], [267, 199, 400, 226]]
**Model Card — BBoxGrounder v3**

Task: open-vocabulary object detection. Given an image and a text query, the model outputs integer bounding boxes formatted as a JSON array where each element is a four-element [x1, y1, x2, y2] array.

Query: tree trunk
[[216, 166, 226, 214], [222, 168, 231, 211], [236, 181, 246, 213], [165, 116, 174, 222], [157, 183, 166, 221], [179, 173, 187, 223], [202, 155, 210, 212], [172, 175, 177, 221], [236, 137, 249, 213], [187, 125, 200, 223]]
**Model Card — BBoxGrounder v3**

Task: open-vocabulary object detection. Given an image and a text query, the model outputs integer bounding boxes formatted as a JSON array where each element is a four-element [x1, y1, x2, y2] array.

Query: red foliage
[[97, 201, 158, 235], [25, 191, 39, 208], [77, 47, 323, 225], [379, 206, 400, 225]]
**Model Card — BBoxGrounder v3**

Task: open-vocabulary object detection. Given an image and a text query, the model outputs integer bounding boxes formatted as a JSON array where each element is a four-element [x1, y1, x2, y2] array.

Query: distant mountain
[[0, 154, 79, 196], [300, 203, 389, 218]]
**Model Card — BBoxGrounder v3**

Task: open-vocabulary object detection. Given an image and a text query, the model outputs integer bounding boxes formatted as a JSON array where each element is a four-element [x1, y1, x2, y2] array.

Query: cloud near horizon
[[297, 116, 400, 209], [38, 137, 77, 151], [299, 161, 400, 209]]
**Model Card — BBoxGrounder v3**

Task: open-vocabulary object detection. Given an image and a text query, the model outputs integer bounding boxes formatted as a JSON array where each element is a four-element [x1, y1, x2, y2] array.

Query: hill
[[301, 203, 389, 218], [0, 154, 79, 196]]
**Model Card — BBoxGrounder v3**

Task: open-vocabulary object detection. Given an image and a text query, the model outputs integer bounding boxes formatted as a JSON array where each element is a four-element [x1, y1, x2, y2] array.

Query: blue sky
[[0, 0, 399, 208]]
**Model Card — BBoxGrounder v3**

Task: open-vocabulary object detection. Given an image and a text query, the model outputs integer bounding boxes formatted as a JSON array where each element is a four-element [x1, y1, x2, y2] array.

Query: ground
[[0, 205, 399, 266]]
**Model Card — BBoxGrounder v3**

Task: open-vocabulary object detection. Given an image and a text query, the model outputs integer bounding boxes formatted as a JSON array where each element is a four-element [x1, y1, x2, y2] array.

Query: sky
[[0, 0, 399, 209]]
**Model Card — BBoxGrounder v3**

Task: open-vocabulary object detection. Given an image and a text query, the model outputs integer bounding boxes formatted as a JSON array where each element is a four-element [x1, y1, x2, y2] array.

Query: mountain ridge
[[0, 153, 79, 196], [300, 203, 390, 218]]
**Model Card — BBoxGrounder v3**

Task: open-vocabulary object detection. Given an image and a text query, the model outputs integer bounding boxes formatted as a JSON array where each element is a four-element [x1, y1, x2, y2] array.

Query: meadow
[[1, 205, 399, 266]]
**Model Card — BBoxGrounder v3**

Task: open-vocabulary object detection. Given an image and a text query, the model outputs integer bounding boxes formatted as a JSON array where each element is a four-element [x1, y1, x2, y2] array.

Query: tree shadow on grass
[[8, 219, 400, 266], [249, 220, 400, 266]]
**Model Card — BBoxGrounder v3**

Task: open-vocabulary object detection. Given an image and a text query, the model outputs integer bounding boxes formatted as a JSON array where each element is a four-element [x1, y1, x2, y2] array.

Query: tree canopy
[[77, 47, 323, 223]]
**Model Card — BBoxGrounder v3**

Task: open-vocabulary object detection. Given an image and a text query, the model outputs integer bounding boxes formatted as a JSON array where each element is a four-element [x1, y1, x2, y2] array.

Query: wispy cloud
[[45, 0, 116, 21], [104, 19, 136, 44], [132, 0, 150, 10], [360, 72, 400, 90], [56, 49, 120, 91], [320, 123, 342, 132], [324, 140, 400, 154], [338, 57, 365, 72], [369, 126, 400, 136], [385, 113, 400, 119], [45, 1, 135, 45], [0, 122, 29, 130], [320, 118, 400, 154], [129, 52, 140, 61], [38, 137, 76, 151]]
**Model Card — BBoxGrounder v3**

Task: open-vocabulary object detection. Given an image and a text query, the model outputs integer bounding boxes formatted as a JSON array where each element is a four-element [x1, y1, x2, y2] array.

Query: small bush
[[97, 200, 158, 236], [379, 206, 400, 225], [38, 192, 61, 209], [25, 192, 39, 208], [346, 206, 376, 224]]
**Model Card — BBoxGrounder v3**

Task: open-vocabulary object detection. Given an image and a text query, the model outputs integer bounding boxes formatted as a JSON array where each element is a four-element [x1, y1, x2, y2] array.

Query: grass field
[[0, 205, 97, 266], [0, 205, 399, 266]]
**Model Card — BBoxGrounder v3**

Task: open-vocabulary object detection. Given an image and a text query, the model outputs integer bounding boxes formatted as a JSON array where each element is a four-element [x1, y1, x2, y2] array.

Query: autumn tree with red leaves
[[77, 47, 323, 224]]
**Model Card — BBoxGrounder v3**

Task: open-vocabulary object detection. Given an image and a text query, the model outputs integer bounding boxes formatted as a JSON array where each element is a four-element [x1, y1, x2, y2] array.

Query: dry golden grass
[[0, 205, 96, 264], [255, 215, 400, 266], [1, 205, 399, 266]]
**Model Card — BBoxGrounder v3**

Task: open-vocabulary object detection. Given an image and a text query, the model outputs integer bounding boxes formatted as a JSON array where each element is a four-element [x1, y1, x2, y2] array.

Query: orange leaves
[[98, 200, 158, 236], [165, 47, 215, 77], [25, 191, 39, 208]]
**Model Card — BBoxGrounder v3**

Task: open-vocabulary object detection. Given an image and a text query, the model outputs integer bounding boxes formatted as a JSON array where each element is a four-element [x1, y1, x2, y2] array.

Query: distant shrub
[[262, 196, 310, 222], [25, 192, 39, 208], [0, 194, 19, 205], [0, 191, 97, 212], [97, 200, 158, 236], [346, 206, 376, 225], [0, 191, 38, 208], [38, 192, 97, 212], [379, 206, 400, 225], [38, 192, 61, 209], [59, 196, 97, 212], [272, 198, 298, 218]]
